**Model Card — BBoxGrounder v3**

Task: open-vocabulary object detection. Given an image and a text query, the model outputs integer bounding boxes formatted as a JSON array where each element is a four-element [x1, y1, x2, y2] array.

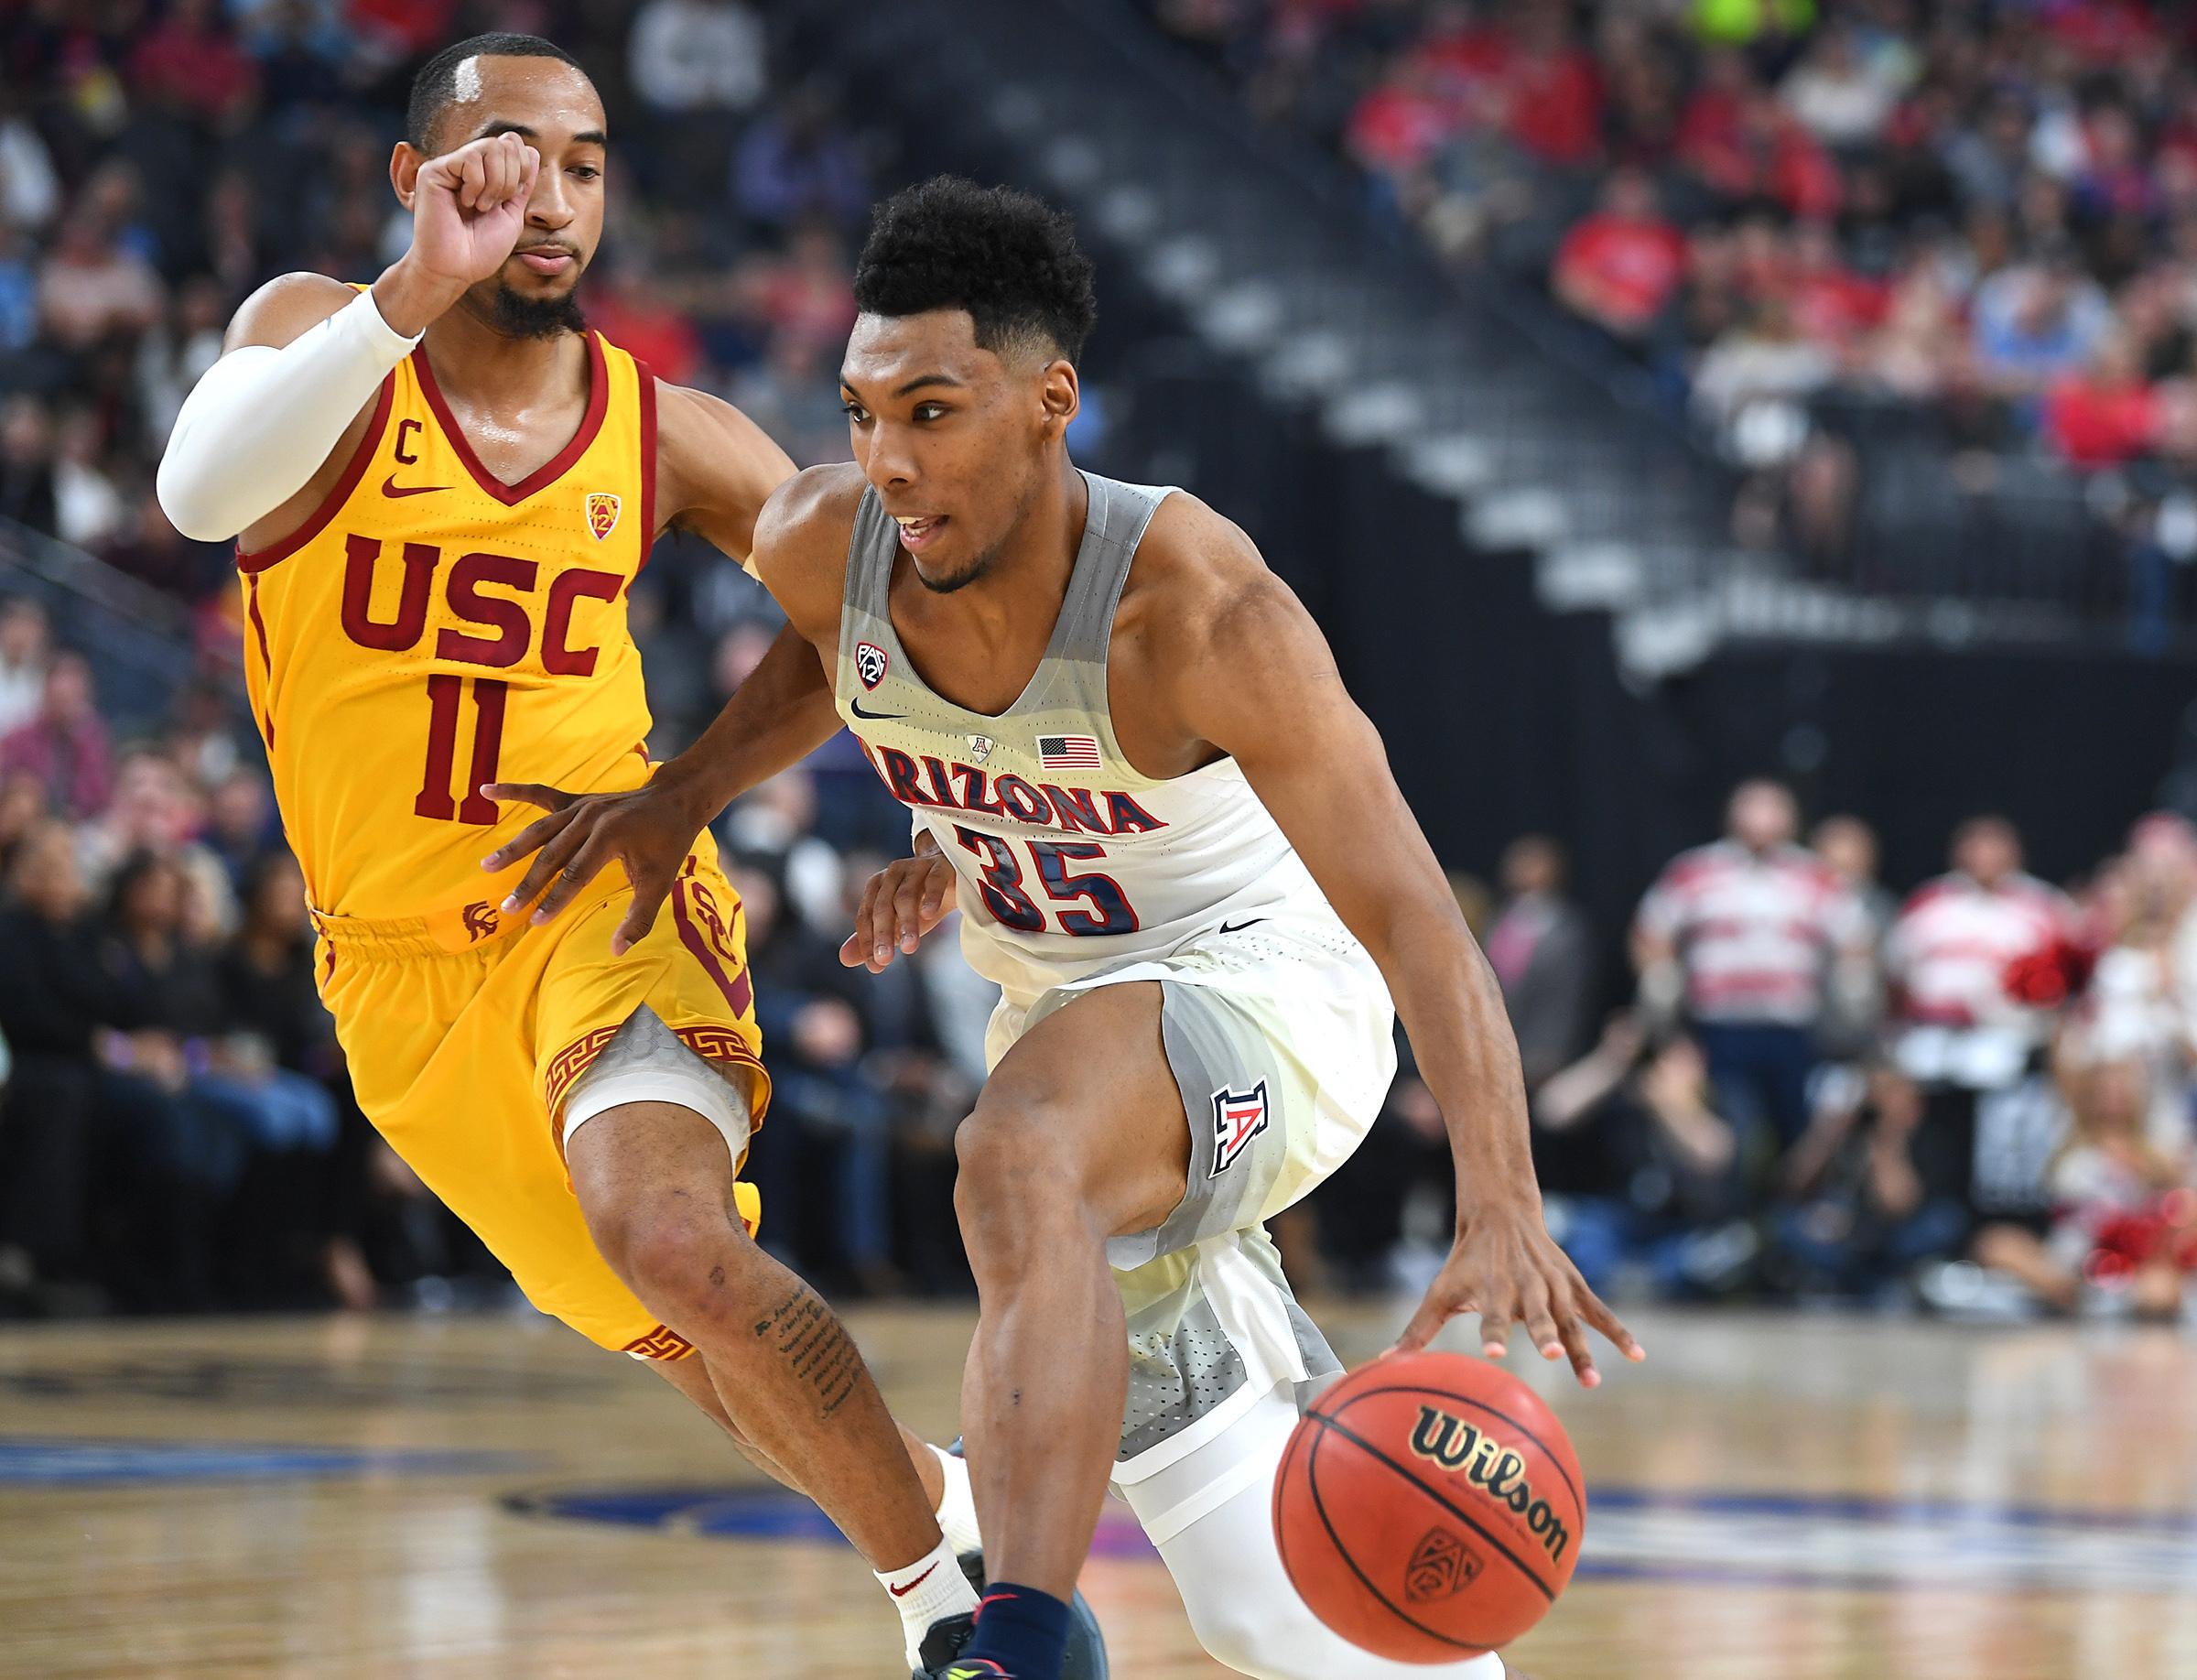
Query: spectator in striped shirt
[[1632, 780, 1874, 1151], [1884, 818, 2077, 1250]]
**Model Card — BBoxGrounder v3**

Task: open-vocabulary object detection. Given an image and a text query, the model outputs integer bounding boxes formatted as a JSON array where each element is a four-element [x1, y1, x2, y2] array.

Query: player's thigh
[[329, 949, 679, 1358], [535, 856, 770, 1144], [966, 979, 1191, 1241]]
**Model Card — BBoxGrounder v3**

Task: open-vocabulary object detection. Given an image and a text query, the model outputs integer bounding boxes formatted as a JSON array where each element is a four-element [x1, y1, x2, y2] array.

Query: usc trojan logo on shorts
[[1208, 1079, 1270, 1176], [461, 901, 499, 942], [685, 877, 740, 965], [1409, 1405, 1573, 1563], [1403, 1525, 1481, 1603], [585, 492, 621, 541]]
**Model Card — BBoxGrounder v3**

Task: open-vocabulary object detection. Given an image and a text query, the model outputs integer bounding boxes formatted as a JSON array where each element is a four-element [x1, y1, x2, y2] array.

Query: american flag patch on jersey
[[1038, 733, 1101, 770]]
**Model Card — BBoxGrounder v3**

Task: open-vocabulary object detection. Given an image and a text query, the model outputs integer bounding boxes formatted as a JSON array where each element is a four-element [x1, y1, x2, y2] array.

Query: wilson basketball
[[1272, 1350, 1586, 1663]]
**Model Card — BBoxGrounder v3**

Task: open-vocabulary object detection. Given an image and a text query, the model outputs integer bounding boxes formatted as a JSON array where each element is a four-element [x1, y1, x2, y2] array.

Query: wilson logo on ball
[[1409, 1404, 1574, 1563], [1402, 1526, 1481, 1603]]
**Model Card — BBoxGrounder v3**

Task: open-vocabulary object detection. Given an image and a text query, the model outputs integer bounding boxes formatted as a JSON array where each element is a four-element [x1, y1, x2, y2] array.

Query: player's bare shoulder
[[1115, 488, 1303, 677], [748, 461, 871, 645], [649, 378, 795, 568], [224, 271, 361, 352]]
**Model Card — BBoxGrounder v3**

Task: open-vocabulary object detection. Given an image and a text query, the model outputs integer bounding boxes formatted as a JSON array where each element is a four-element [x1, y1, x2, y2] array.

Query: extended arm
[[484, 466, 855, 948], [157, 133, 541, 544], [1167, 515, 1643, 1383]]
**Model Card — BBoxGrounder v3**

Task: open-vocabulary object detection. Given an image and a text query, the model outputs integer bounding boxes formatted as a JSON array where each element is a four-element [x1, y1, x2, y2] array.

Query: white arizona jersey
[[831, 471, 1347, 1003]]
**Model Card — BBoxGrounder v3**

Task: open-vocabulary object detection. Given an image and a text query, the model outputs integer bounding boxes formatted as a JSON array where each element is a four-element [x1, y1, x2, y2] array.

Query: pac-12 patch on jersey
[[1039, 732, 1102, 771], [855, 641, 888, 689], [586, 492, 621, 541], [1210, 1079, 1271, 1176]]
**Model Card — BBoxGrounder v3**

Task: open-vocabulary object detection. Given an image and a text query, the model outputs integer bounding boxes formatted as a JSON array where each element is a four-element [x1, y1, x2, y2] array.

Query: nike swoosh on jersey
[[849, 697, 907, 721], [1217, 917, 1268, 935], [380, 474, 451, 498], [887, 1560, 938, 1598]]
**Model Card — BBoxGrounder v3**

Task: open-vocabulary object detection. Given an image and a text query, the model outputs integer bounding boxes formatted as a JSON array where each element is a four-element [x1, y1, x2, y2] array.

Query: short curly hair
[[853, 177, 1098, 366]]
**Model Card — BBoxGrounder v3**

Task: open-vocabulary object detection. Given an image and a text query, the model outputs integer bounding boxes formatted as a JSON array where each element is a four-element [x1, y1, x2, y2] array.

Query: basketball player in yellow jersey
[[152, 35, 1092, 1675]]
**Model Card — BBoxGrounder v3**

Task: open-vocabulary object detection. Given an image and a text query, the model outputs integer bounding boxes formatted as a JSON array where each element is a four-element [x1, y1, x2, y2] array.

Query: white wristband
[[157, 287, 423, 543]]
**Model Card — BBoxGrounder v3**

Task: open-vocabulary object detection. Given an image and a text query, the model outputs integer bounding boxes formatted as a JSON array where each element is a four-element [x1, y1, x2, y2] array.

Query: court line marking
[[503, 1482, 2197, 1597], [0, 1436, 536, 1485]]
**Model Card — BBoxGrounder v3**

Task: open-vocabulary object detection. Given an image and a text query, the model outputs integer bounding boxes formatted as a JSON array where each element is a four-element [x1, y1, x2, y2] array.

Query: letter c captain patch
[[855, 641, 888, 689], [586, 492, 621, 541], [1209, 1079, 1271, 1176]]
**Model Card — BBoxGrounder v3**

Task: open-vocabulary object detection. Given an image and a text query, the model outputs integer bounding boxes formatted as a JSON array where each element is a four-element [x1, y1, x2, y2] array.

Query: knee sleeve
[[1121, 1381, 1509, 1680]]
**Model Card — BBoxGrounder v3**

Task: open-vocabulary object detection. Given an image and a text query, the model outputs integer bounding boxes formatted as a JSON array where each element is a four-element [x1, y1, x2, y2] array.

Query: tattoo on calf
[[752, 1284, 862, 1418]]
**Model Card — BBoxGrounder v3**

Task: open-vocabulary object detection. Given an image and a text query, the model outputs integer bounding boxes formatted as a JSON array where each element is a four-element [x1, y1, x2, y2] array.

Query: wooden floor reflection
[[3, 1305, 2194, 1678]]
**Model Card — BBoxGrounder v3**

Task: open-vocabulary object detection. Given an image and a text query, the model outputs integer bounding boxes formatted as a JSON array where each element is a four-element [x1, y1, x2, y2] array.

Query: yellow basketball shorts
[[311, 848, 770, 1360]]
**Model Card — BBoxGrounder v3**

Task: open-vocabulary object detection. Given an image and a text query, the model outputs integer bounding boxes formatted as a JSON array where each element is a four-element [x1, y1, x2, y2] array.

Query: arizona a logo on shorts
[[585, 492, 621, 541], [1209, 1078, 1270, 1176], [855, 641, 889, 689]]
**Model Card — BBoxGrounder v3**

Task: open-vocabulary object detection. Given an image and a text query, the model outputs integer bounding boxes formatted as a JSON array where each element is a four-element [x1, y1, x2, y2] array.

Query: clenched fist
[[376, 133, 541, 334]]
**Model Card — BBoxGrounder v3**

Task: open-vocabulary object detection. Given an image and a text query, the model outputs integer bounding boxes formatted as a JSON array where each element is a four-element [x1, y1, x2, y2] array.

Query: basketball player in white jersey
[[487, 177, 1641, 1680]]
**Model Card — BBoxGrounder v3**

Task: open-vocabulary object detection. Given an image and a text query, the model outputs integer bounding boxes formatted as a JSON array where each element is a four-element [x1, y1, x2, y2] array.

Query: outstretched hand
[[1394, 1200, 1646, 1388], [839, 844, 958, 972], [479, 777, 709, 955]]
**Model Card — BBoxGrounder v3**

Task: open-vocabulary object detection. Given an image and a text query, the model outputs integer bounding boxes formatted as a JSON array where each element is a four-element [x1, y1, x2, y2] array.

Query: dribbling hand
[[1394, 1200, 1646, 1389], [840, 842, 957, 971]]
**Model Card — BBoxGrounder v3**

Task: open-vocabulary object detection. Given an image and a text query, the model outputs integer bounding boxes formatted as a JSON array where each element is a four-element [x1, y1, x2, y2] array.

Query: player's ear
[[391, 143, 424, 210], [1040, 360, 1079, 440]]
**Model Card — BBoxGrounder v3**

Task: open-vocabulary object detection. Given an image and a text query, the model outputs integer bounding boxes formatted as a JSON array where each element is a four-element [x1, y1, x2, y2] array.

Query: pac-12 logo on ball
[[855, 641, 889, 689], [585, 492, 620, 541], [1209, 1079, 1270, 1176], [1403, 1526, 1481, 1604]]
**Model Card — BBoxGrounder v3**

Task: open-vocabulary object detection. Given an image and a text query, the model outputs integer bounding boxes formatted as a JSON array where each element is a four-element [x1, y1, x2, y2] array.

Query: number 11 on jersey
[[417, 674, 506, 825]]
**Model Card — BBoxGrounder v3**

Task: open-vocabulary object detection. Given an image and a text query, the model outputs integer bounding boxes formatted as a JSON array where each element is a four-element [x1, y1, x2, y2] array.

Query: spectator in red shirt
[[127, 0, 260, 129], [585, 261, 707, 387], [1786, 219, 1889, 348], [1499, 7, 1602, 166], [0, 653, 113, 821], [2044, 330, 2161, 468], [1554, 168, 1688, 340], [1344, 57, 1456, 179]]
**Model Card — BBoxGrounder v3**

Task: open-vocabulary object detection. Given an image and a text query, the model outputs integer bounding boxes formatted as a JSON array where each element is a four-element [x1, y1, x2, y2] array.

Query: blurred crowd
[[0, 573, 1007, 1319], [1153, 0, 2197, 623], [4, 0, 2191, 1328], [19, 541, 2197, 1325], [1311, 778, 2197, 1322]]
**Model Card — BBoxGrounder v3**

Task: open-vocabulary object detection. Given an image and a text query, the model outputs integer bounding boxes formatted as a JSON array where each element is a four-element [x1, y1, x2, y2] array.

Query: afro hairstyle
[[852, 177, 1098, 366]]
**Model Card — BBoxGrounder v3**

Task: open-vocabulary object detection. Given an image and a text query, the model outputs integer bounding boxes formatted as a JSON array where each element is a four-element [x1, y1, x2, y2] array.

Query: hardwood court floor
[[3, 1304, 2196, 1679]]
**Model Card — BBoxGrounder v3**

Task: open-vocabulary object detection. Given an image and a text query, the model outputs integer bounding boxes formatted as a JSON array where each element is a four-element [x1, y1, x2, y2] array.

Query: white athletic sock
[[878, 1534, 981, 1671], [1120, 1381, 1506, 1680], [931, 1443, 984, 1558]]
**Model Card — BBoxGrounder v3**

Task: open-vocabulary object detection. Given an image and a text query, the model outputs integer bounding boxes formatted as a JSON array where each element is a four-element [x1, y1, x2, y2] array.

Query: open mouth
[[894, 514, 947, 553]]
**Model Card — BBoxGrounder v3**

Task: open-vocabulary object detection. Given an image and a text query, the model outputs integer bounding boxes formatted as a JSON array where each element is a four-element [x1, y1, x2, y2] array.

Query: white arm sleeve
[[156, 288, 422, 542]]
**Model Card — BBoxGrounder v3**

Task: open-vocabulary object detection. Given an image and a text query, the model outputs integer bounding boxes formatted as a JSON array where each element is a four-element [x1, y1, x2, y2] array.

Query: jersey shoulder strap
[[1049, 472, 1171, 672]]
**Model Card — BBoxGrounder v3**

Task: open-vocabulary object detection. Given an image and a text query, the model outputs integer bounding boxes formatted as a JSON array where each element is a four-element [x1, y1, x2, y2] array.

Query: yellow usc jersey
[[238, 330, 661, 923]]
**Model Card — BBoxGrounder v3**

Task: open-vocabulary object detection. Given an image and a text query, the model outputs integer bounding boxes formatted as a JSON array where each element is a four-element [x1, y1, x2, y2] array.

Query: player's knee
[[589, 1189, 769, 1330], [953, 1098, 1094, 1263]]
